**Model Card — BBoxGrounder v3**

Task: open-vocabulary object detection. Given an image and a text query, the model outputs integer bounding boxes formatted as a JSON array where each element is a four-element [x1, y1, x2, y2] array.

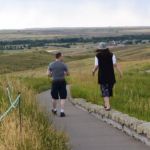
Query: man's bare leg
[[60, 99, 65, 112], [104, 97, 111, 109], [52, 99, 57, 114], [60, 99, 66, 117]]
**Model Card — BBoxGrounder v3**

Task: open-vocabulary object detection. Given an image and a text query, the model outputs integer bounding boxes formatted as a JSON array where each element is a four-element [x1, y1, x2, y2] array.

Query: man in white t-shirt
[[92, 42, 122, 111]]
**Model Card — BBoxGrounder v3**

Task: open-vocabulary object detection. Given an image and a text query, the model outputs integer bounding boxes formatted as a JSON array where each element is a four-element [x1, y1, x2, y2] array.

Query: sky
[[0, 0, 150, 29]]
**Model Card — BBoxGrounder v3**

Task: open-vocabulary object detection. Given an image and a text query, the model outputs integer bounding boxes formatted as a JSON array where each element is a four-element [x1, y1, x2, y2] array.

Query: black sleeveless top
[[96, 51, 116, 84]]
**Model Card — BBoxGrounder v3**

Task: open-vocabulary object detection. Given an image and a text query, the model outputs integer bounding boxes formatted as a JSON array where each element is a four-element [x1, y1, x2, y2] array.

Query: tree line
[[0, 34, 150, 50]]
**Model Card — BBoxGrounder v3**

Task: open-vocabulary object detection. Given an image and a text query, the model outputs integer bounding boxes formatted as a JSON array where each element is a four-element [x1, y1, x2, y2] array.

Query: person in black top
[[92, 42, 122, 111]]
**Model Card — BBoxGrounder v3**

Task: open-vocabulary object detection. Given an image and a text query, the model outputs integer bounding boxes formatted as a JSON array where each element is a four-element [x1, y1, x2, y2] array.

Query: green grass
[[0, 51, 54, 74], [112, 72, 150, 120], [69, 58, 150, 121], [20, 77, 51, 93], [0, 49, 94, 75]]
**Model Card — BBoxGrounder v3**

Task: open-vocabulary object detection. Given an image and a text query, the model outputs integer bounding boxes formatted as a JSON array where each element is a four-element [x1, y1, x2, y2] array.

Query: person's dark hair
[[55, 52, 62, 59]]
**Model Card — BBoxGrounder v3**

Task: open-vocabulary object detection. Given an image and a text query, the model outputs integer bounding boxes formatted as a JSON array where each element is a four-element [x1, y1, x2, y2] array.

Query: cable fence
[[0, 83, 22, 134]]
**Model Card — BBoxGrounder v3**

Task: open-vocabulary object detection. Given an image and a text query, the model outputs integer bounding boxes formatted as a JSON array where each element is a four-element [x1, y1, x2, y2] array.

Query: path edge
[[67, 87, 150, 146]]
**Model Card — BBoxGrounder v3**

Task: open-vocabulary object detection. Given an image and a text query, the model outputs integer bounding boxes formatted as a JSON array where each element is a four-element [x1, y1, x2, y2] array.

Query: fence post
[[18, 92, 22, 137]]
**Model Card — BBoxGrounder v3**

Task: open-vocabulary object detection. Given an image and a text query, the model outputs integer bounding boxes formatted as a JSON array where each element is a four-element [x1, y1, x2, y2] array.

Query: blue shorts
[[100, 84, 114, 97], [51, 80, 67, 100]]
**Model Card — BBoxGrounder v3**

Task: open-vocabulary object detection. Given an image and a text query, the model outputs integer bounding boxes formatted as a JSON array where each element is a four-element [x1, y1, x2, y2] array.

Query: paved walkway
[[37, 90, 149, 150]]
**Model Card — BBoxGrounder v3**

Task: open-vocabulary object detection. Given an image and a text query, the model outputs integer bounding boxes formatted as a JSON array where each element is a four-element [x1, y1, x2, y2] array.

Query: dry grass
[[0, 76, 69, 150]]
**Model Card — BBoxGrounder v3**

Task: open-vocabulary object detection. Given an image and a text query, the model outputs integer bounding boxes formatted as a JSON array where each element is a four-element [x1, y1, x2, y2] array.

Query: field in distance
[[0, 27, 150, 40]]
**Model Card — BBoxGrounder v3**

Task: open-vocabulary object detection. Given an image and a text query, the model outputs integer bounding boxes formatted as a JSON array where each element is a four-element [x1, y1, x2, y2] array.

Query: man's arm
[[92, 56, 99, 76], [64, 64, 70, 76], [47, 69, 52, 77], [64, 71, 70, 76], [92, 65, 98, 76], [47, 64, 52, 77]]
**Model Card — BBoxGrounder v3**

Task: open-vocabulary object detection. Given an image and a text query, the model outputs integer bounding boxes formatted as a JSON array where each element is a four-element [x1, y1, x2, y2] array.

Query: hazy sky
[[0, 0, 150, 29]]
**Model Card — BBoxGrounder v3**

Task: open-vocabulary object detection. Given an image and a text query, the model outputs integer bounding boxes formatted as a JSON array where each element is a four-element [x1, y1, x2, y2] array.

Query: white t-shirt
[[95, 54, 117, 66]]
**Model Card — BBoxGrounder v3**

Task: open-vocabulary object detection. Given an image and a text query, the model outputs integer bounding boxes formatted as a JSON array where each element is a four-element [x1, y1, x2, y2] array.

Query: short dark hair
[[56, 52, 62, 59]]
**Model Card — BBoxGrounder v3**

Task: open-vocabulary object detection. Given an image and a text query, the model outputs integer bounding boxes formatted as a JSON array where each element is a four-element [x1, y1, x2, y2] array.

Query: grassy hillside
[[0, 41, 150, 149], [0, 48, 94, 74], [112, 45, 150, 61], [8, 49, 150, 121], [0, 51, 54, 74]]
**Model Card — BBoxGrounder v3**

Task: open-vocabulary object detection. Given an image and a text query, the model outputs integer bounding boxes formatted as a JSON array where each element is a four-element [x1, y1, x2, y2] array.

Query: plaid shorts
[[100, 84, 114, 97]]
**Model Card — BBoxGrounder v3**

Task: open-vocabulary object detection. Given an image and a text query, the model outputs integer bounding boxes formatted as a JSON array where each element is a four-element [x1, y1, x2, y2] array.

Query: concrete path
[[37, 90, 149, 150]]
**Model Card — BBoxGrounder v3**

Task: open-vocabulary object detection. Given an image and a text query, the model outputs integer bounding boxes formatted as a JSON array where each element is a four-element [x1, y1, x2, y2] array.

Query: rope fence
[[0, 84, 22, 124]]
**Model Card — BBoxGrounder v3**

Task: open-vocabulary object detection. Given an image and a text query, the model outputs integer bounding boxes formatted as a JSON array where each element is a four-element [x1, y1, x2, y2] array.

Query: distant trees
[[0, 34, 150, 50]]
